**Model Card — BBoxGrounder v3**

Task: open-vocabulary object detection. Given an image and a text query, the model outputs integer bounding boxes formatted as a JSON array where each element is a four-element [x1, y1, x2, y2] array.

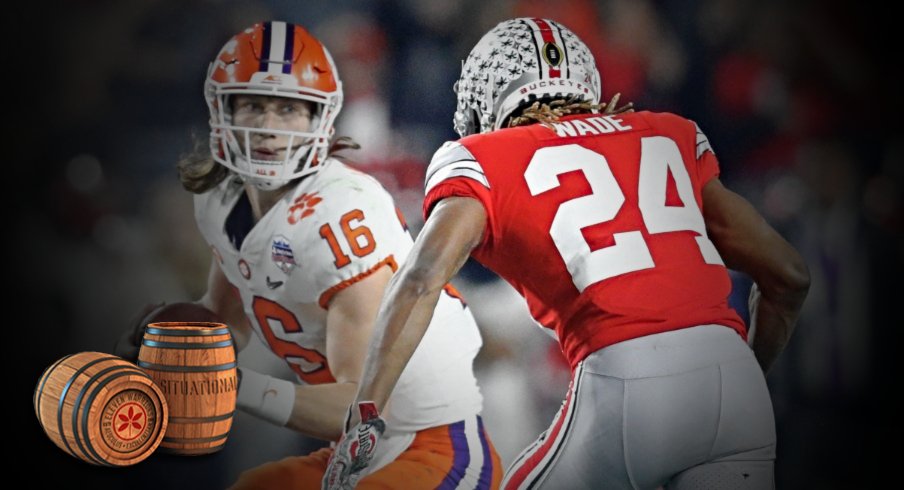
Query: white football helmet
[[453, 18, 601, 137], [205, 21, 343, 190]]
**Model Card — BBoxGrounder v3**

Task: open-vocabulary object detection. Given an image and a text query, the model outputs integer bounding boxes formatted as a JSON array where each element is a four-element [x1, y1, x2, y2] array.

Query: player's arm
[[198, 256, 252, 352], [281, 265, 394, 440], [350, 197, 486, 416], [702, 178, 810, 373]]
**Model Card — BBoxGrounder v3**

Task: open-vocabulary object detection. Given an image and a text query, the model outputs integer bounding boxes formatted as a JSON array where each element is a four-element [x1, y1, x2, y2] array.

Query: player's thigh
[[503, 367, 635, 490], [623, 359, 775, 488], [357, 442, 462, 490], [522, 364, 756, 489], [228, 447, 332, 490]]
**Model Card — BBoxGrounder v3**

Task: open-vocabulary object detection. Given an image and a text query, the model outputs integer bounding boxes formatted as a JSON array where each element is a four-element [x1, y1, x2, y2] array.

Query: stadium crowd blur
[[15, 0, 898, 488]]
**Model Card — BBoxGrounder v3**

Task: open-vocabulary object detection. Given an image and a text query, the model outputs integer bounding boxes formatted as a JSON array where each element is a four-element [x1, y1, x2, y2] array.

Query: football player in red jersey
[[325, 17, 809, 490], [116, 21, 502, 490]]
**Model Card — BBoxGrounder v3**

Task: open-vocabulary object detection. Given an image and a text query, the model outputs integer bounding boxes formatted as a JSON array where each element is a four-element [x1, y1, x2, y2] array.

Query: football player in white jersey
[[122, 21, 502, 490]]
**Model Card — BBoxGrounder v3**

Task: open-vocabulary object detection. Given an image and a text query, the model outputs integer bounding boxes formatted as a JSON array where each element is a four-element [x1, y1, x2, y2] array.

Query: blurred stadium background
[[13, 0, 899, 488]]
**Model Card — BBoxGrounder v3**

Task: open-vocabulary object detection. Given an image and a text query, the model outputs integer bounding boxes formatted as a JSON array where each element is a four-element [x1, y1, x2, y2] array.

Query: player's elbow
[[790, 258, 811, 295], [396, 262, 446, 299], [774, 252, 811, 302]]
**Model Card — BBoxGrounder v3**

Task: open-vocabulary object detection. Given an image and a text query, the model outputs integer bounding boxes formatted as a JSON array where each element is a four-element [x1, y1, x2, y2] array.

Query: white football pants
[[503, 325, 776, 490]]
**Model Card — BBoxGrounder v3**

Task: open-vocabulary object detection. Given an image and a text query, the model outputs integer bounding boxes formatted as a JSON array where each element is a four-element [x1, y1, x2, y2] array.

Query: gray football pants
[[502, 325, 776, 490]]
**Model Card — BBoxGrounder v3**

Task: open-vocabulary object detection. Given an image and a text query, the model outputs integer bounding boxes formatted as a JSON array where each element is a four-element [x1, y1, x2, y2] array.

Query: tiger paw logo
[[101, 390, 157, 452], [288, 192, 323, 225]]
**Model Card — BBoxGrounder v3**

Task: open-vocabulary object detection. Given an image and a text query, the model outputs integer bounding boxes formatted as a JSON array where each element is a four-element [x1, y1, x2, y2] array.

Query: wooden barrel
[[138, 322, 237, 455], [33, 351, 168, 466]]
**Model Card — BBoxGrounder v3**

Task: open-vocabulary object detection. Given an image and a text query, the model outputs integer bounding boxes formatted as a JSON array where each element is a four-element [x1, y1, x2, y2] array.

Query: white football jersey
[[194, 159, 484, 434]]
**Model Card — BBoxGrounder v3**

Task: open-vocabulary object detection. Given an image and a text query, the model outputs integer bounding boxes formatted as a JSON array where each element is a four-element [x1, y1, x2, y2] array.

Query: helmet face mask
[[453, 18, 601, 138], [205, 22, 343, 190]]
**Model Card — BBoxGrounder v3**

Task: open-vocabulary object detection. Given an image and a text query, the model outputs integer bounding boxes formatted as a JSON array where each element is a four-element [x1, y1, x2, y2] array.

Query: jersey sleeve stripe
[[694, 122, 714, 158], [425, 158, 478, 184], [426, 141, 482, 183], [425, 164, 490, 195], [317, 255, 398, 309]]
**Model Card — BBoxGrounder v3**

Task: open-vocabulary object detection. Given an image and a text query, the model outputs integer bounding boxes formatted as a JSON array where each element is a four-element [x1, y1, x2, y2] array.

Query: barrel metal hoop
[[35, 353, 76, 431], [145, 327, 230, 337], [168, 411, 235, 424], [57, 356, 119, 460], [157, 442, 226, 454], [163, 432, 229, 444], [137, 361, 237, 372], [141, 339, 234, 349]]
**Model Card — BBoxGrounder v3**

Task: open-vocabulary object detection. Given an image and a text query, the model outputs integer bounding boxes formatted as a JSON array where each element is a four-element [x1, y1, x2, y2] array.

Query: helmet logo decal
[[542, 42, 563, 68]]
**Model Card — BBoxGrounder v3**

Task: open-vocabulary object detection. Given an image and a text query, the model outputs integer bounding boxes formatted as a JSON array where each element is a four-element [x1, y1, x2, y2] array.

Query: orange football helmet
[[205, 21, 343, 189]]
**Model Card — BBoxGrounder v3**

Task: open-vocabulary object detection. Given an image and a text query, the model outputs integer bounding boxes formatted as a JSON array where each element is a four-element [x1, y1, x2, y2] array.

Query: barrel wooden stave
[[138, 322, 237, 455]]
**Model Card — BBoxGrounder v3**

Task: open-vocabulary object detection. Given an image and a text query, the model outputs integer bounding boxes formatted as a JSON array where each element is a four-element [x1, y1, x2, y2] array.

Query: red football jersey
[[424, 111, 746, 368]]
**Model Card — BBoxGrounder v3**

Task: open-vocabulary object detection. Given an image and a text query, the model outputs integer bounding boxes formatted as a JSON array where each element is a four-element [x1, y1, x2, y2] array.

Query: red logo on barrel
[[113, 403, 147, 441]]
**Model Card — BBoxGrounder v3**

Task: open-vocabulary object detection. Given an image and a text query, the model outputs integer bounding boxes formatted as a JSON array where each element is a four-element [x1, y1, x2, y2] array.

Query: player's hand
[[113, 302, 166, 363], [322, 402, 386, 490], [601, 92, 634, 115]]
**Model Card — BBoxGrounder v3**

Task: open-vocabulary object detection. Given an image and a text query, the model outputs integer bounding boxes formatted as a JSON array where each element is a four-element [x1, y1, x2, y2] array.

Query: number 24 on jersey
[[525, 137, 723, 292]]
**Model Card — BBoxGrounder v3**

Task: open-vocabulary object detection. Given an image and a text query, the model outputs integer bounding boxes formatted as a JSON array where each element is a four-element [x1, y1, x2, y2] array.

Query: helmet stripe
[[551, 22, 571, 79], [283, 23, 295, 74], [530, 18, 562, 79], [259, 22, 272, 73], [266, 22, 288, 74]]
